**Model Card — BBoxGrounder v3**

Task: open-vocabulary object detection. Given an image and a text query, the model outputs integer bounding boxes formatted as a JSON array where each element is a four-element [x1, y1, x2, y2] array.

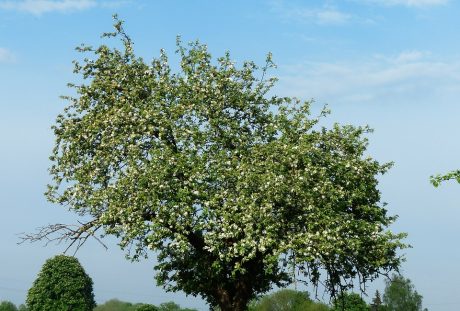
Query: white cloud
[[361, 0, 448, 7], [0, 47, 15, 63], [270, 1, 351, 25], [0, 0, 97, 15], [276, 51, 460, 105]]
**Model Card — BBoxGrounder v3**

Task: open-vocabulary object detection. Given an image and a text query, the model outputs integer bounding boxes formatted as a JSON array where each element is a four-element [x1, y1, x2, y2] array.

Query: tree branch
[[18, 220, 107, 255]]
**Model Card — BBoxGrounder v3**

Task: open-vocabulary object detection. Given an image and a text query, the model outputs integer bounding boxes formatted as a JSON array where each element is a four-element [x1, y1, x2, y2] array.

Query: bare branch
[[18, 220, 107, 254]]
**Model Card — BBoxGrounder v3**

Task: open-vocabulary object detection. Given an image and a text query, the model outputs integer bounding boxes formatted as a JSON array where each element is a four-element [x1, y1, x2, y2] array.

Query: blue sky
[[1, 0, 459, 310]]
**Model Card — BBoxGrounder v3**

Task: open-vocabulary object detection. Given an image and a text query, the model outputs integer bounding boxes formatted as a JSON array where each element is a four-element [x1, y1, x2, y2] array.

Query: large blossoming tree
[[27, 18, 407, 311]]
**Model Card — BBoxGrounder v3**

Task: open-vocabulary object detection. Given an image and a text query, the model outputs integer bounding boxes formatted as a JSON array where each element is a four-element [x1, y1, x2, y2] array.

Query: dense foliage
[[26, 255, 95, 311], [41, 17, 406, 310]]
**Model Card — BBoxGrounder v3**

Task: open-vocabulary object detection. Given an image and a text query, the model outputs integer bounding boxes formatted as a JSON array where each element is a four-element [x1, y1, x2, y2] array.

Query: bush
[[26, 255, 95, 311]]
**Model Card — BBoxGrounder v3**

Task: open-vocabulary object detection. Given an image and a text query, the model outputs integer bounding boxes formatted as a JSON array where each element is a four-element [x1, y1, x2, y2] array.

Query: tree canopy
[[26, 255, 95, 311], [32, 17, 407, 311]]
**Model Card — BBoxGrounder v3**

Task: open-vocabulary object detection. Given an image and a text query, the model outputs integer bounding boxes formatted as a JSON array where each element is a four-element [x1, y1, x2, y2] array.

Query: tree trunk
[[215, 283, 251, 311]]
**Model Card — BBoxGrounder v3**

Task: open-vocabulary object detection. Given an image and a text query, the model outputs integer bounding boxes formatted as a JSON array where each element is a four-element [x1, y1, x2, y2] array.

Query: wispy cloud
[[315, 8, 351, 25], [0, 48, 15, 63], [100, 1, 130, 9], [270, 1, 351, 25], [360, 0, 448, 7], [276, 50, 460, 105], [0, 0, 97, 15], [374, 50, 431, 64]]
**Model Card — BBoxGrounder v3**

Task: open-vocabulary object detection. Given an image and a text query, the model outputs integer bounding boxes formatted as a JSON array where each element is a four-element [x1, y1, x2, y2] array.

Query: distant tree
[[17, 305, 27, 311], [0, 301, 18, 311], [249, 289, 329, 311], [94, 299, 135, 311], [383, 275, 425, 311], [94, 300, 195, 311], [331, 292, 368, 311], [157, 302, 180, 311], [136, 304, 159, 311], [26, 255, 96, 311], [252, 289, 310, 310], [96, 299, 161, 311], [157, 302, 197, 311], [370, 290, 386, 311], [25, 16, 407, 311], [94, 299, 138, 311]]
